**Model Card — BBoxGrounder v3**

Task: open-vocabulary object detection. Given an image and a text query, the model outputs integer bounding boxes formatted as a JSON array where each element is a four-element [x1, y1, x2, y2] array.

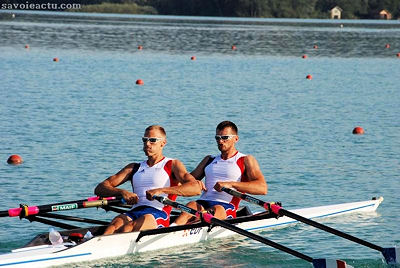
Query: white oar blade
[[382, 246, 400, 264], [312, 259, 353, 268]]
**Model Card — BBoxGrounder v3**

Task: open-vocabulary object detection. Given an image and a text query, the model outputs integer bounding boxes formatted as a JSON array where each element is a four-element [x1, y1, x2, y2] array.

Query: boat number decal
[[182, 228, 202, 237], [52, 203, 78, 211], [190, 228, 202, 235], [247, 196, 261, 205], [178, 205, 193, 214]]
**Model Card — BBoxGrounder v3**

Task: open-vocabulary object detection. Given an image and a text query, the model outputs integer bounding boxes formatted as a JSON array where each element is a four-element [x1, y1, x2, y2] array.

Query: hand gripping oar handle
[[152, 196, 202, 218], [0, 196, 123, 218], [221, 187, 399, 265], [153, 195, 353, 268], [221, 187, 272, 211]]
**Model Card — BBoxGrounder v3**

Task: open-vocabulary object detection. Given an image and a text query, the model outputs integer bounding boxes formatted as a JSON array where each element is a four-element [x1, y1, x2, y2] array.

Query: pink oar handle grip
[[195, 211, 213, 224], [87, 196, 116, 201], [201, 212, 213, 224], [270, 203, 282, 215], [87, 196, 100, 201], [8, 207, 39, 217]]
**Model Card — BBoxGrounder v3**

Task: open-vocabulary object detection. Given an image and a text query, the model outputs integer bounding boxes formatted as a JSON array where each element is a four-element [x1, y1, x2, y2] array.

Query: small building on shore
[[330, 6, 343, 19], [379, 10, 392, 20]]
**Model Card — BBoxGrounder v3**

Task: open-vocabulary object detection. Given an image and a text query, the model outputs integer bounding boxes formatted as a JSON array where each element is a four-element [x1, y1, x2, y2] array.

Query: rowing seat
[[236, 206, 252, 217], [68, 233, 83, 243]]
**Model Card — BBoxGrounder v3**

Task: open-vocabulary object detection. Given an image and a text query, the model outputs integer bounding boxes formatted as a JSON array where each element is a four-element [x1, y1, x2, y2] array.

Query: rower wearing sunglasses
[[173, 121, 267, 225], [95, 125, 202, 234]]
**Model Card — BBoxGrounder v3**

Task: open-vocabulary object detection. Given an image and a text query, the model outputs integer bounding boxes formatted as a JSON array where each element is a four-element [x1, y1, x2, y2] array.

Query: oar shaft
[[153, 195, 314, 263], [209, 215, 313, 262], [1, 197, 121, 218], [222, 187, 269, 209], [277, 207, 383, 252], [152, 196, 202, 218], [221, 187, 384, 253]]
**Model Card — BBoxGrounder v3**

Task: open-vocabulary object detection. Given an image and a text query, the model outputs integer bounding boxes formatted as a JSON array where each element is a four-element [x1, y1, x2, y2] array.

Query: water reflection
[[1, 11, 400, 57]]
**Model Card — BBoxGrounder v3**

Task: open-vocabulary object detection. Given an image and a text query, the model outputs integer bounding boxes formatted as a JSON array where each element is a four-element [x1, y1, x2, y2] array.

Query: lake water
[[0, 11, 399, 267]]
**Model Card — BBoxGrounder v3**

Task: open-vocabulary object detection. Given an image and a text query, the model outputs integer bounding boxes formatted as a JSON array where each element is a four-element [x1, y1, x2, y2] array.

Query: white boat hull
[[0, 197, 383, 267]]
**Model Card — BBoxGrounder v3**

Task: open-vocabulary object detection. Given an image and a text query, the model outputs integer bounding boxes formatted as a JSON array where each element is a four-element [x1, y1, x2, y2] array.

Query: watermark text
[[1, 2, 81, 10]]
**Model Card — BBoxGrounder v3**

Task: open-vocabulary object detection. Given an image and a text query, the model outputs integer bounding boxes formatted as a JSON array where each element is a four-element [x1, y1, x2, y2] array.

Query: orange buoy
[[7, 154, 23, 165], [53, 57, 59, 62], [313, 45, 318, 49], [396, 52, 400, 57], [191, 56, 196, 60], [138, 45, 143, 50], [306, 74, 312, 80], [302, 54, 307, 59], [136, 79, 144, 85], [25, 45, 29, 49], [385, 44, 390, 49], [231, 45, 237, 50], [352, 126, 364, 135]]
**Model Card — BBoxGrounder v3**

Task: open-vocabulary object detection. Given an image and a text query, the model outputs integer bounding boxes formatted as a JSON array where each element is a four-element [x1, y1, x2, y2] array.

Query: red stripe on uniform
[[164, 159, 173, 177], [228, 156, 247, 216], [160, 159, 177, 227], [236, 156, 245, 174]]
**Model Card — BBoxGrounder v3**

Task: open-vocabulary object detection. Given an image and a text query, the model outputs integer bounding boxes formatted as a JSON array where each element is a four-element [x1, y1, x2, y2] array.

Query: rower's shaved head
[[145, 125, 166, 137], [216, 121, 238, 134]]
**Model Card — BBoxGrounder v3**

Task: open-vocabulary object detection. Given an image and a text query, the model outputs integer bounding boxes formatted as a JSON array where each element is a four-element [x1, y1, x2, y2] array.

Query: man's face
[[142, 129, 166, 157], [215, 127, 238, 153]]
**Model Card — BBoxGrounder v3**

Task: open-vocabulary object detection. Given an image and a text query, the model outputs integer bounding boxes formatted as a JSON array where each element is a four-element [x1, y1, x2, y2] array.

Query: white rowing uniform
[[199, 151, 246, 211], [131, 157, 177, 212]]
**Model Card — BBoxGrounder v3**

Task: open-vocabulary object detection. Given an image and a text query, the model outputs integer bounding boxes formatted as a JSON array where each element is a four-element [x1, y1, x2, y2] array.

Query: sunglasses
[[215, 135, 236, 141], [142, 137, 163, 143]]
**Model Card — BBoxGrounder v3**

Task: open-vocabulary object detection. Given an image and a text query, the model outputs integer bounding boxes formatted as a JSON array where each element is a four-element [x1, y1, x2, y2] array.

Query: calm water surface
[[0, 11, 399, 267]]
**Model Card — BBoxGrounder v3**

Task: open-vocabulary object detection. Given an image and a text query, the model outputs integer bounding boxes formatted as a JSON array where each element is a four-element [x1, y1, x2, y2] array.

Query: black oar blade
[[312, 259, 353, 268], [382, 247, 400, 264]]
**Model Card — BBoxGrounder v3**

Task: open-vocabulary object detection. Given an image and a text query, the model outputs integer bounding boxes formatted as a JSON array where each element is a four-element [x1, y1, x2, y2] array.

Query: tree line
[[3, 0, 400, 19], [138, 0, 400, 18]]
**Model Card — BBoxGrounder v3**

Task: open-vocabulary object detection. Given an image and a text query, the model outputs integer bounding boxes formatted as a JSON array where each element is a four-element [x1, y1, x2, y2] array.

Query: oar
[[153, 195, 351, 268], [0, 196, 123, 218], [221, 187, 399, 265]]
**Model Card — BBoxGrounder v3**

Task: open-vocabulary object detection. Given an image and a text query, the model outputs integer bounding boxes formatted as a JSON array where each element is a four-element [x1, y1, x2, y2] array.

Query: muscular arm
[[214, 155, 267, 195], [94, 163, 138, 204], [146, 159, 203, 199], [190, 156, 211, 180]]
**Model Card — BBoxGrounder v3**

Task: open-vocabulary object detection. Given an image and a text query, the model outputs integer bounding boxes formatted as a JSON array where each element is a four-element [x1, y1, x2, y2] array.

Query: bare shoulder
[[244, 154, 258, 163], [243, 155, 261, 169], [110, 162, 138, 180], [196, 155, 214, 169], [170, 159, 189, 174], [96, 162, 138, 190], [201, 155, 213, 163], [120, 162, 137, 172], [125, 162, 137, 168], [171, 159, 184, 167], [190, 155, 212, 180]]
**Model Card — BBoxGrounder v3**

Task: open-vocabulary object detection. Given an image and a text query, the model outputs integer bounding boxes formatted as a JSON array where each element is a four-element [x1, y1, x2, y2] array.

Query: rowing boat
[[0, 197, 384, 267]]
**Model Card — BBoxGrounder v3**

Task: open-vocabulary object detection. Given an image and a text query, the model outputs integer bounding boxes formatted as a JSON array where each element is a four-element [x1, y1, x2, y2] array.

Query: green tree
[[232, 0, 271, 17]]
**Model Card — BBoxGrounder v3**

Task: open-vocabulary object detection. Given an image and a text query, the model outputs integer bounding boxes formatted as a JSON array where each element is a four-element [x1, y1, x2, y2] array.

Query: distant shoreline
[[1, 8, 400, 22], [68, 2, 399, 20], [2, 1, 399, 20], [68, 3, 158, 15]]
